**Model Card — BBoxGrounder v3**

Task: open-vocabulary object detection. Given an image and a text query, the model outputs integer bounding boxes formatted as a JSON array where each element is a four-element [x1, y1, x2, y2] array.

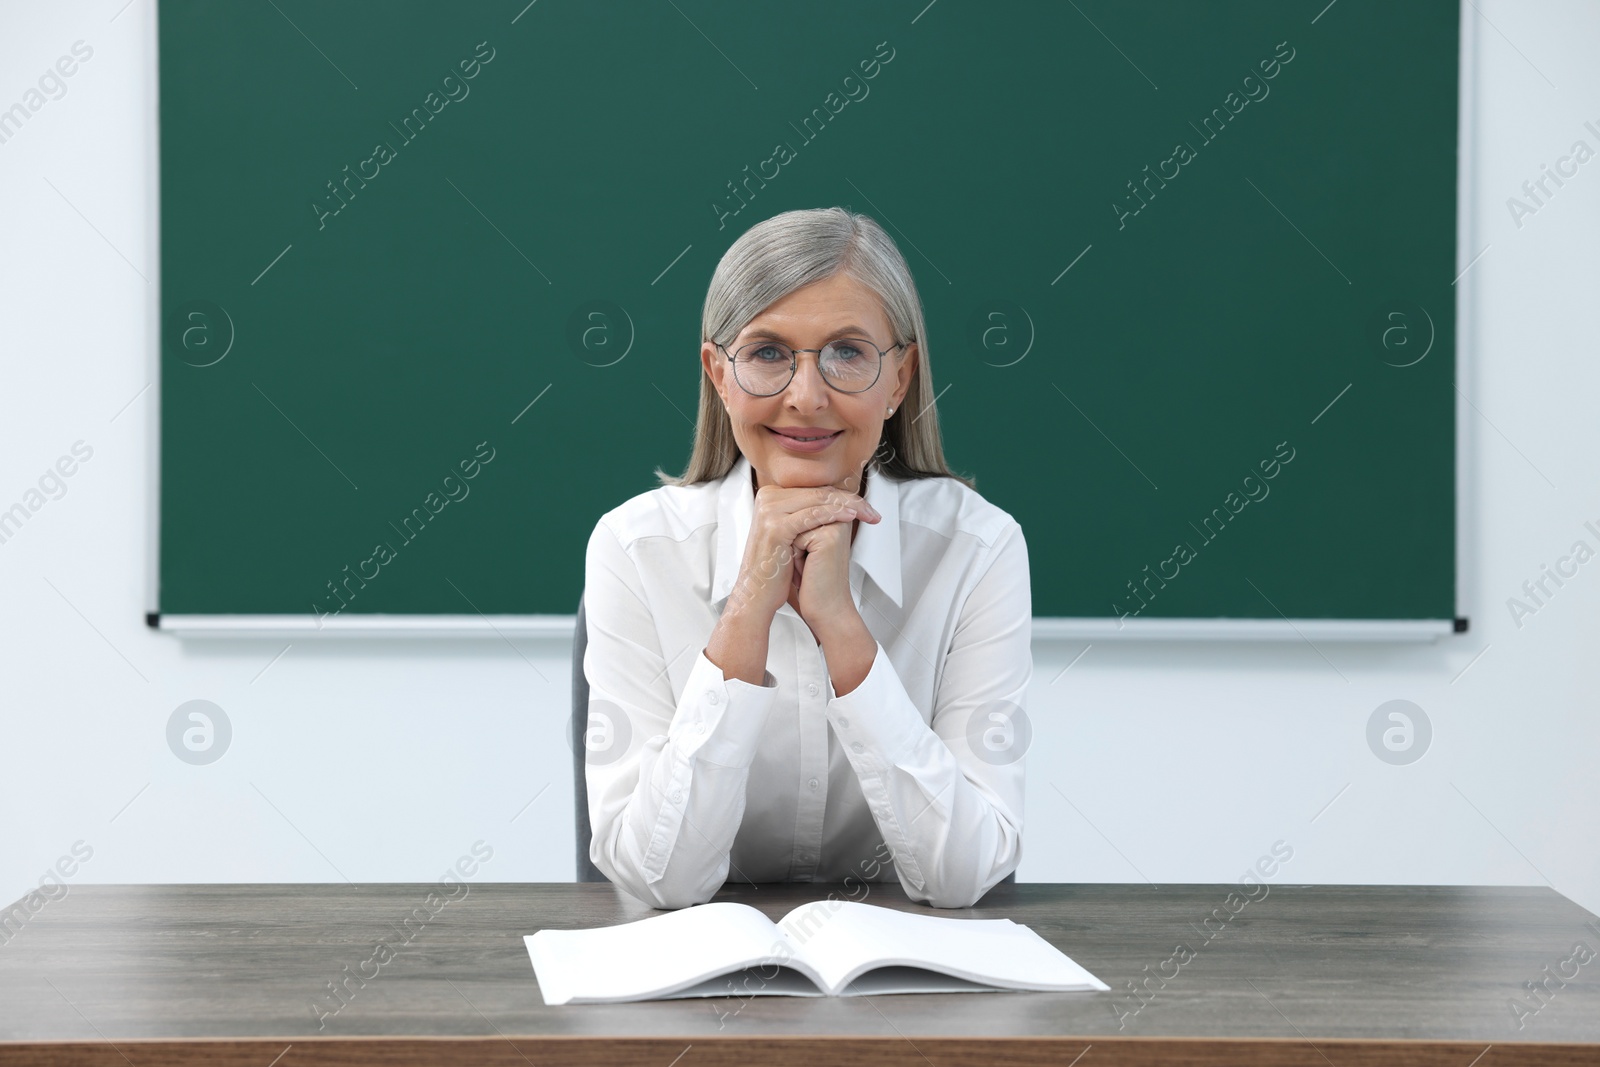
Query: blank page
[[779, 900, 1109, 994], [837, 965, 1010, 996], [664, 965, 828, 999], [526, 902, 806, 1004]]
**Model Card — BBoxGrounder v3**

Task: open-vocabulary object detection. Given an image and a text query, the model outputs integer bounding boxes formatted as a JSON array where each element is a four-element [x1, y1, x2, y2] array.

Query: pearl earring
[[886, 406, 894, 416]]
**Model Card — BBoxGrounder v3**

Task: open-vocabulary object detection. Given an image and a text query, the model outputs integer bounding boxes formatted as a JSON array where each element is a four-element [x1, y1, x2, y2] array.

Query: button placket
[[791, 632, 831, 878]]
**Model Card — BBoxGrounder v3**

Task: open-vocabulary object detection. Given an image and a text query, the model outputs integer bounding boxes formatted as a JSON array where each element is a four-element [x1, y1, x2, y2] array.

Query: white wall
[[3, 2, 1597, 917]]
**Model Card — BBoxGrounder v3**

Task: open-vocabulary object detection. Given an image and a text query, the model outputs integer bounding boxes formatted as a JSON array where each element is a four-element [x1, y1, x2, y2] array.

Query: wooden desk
[[1, 882, 1596, 1065]]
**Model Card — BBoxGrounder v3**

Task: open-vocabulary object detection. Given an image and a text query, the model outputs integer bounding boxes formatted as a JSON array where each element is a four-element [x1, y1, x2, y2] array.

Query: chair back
[[572, 591, 608, 882]]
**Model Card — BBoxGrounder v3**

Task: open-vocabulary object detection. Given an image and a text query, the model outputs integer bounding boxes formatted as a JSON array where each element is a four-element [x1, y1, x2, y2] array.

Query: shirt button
[[671, 789, 683, 803], [851, 741, 864, 754], [696, 723, 706, 733], [808, 777, 819, 790], [807, 682, 819, 696], [707, 689, 720, 705], [837, 716, 850, 729]]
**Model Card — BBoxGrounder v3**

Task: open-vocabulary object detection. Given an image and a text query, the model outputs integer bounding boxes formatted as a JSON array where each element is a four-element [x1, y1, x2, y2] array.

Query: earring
[[886, 406, 894, 416]]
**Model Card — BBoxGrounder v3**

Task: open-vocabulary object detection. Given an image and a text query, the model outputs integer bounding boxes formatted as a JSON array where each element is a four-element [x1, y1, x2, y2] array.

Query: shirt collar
[[711, 452, 902, 613]]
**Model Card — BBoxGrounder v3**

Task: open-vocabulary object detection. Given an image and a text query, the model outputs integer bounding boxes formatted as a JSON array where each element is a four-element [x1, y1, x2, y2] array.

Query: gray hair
[[654, 206, 974, 490]]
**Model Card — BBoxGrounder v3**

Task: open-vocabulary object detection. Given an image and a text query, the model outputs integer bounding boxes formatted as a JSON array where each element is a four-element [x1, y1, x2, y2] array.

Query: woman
[[582, 206, 1032, 909]]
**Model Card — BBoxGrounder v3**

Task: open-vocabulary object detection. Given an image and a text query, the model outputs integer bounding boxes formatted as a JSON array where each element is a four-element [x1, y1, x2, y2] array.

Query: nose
[[783, 352, 830, 408]]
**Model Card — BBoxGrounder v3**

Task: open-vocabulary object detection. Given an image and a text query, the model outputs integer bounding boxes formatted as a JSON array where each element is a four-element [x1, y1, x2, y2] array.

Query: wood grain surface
[[1, 881, 1596, 1065]]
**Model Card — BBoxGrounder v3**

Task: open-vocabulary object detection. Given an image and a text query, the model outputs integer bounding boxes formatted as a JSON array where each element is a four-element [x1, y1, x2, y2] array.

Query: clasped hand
[[728, 458, 881, 635]]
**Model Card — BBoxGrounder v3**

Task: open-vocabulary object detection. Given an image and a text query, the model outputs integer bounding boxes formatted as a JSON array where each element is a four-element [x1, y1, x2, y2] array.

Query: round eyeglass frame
[[714, 337, 908, 397]]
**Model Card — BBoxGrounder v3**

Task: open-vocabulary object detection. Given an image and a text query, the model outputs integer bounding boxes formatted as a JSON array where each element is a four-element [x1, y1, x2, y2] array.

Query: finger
[[823, 481, 880, 521], [762, 482, 871, 515], [796, 502, 859, 535]]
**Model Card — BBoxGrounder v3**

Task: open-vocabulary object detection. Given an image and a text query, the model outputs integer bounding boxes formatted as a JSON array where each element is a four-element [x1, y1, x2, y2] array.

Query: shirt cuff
[[826, 642, 926, 768], [669, 648, 777, 768]]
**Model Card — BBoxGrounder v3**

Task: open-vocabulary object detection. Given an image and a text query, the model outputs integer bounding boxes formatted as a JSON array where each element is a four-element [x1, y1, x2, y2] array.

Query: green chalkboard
[[158, 0, 1459, 623]]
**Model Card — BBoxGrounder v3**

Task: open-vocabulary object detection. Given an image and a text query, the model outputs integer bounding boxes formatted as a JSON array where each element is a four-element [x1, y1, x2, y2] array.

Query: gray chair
[[571, 590, 1013, 886], [572, 592, 608, 882]]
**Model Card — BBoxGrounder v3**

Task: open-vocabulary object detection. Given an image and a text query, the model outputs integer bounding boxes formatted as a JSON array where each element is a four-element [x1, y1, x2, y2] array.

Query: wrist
[[812, 606, 868, 645], [707, 612, 771, 686], [817, 613, 875, 696]]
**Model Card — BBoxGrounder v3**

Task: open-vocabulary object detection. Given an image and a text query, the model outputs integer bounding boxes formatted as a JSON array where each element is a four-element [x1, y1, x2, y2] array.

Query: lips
[[768, 427, 843, 441]]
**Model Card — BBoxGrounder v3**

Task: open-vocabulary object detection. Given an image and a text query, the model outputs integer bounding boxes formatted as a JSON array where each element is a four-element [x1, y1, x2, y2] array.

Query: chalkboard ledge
[[147, 614, 1463, 641], [149, 614, 578, 639], [1033, 618, 1460, 642]]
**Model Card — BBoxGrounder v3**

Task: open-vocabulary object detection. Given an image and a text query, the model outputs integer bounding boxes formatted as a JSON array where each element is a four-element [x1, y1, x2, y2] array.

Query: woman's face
[[701, 272, 918, 492]]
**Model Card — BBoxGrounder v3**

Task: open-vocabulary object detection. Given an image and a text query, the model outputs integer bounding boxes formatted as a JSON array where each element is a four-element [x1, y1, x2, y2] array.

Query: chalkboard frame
[[148, 0, 1473, 640]]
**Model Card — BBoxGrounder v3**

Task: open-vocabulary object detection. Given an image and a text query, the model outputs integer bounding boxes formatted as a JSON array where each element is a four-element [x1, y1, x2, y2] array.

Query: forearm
[[596, 749, 753, 909], [871, 754, 1024, 907], [825, 631, 1029, 908], [583, 516, 779, 910], [589, 647, 778, 910], [705, 610, 772, 686], [816, 610, 875, 695]]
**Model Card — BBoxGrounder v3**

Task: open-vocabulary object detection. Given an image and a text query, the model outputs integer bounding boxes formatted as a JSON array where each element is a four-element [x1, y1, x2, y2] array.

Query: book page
[[837, 965, 1012, 995], [525, 901, 823, 1004], [662, 965, 827, 999], [776, 900, 1109, 995]]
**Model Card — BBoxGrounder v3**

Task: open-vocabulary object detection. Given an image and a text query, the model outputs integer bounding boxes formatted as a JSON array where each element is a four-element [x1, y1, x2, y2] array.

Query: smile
[[767, 427, 843, 451]]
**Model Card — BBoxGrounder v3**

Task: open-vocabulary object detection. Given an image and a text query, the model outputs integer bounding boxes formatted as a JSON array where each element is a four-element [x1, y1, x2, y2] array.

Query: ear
[[891, 341, 919, 410], [702, 341, 728, 406]]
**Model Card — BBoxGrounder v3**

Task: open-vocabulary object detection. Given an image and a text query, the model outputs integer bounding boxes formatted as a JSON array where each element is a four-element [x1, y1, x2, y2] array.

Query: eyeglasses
[[714, 337, 907, 397]]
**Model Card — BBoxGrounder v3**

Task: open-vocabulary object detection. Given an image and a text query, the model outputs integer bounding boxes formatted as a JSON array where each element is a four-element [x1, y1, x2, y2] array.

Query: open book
[[524, 899, 1109, 1004]]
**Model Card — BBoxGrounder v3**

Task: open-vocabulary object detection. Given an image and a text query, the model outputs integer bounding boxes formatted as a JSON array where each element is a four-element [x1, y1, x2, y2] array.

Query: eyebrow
[[742, 323, 876, 344]]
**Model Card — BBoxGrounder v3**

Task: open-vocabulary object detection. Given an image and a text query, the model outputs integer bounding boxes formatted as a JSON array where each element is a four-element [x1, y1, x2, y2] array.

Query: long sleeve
[[824, 522, 1031, 908], [582, 519, 778, 909]]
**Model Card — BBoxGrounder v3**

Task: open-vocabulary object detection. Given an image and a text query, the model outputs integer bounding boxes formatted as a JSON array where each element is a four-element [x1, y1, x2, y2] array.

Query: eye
[[827, 341, 868, 360], [744, 343, 788, 363]]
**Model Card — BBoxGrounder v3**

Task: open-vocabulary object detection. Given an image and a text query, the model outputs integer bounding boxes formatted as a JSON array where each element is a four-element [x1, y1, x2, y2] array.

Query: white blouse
[[582, 452, 1031, 909]]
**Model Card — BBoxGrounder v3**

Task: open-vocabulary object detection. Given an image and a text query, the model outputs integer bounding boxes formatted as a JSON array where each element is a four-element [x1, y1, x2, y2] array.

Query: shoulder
[[592, 477, 720, 551], [895, 472, 1022, 552]]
